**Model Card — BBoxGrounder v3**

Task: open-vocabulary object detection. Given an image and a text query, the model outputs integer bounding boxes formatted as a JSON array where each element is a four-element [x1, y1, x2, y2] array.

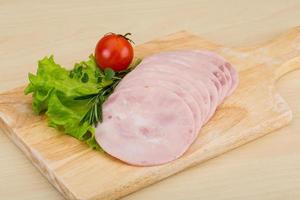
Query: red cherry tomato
[[95, 33, 134, 71]]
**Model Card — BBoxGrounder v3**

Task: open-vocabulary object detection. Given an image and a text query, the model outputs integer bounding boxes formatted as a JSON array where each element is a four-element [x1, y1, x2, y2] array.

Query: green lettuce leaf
[[25, 55, 102, 150]]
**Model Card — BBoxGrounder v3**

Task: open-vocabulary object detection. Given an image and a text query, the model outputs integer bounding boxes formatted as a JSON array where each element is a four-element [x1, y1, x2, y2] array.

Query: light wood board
[[0, 27, 300, 200]]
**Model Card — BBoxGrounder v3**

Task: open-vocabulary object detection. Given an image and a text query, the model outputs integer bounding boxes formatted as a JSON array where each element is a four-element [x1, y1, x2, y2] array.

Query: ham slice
[[95, 86, 195, 166], [135, 58, 219, 122], [95, 50, 239, 166], [193, 50, 238, 96], [117, 71, 205, 130], [119, 69, 211, 124], [141, 51, 229, 103]]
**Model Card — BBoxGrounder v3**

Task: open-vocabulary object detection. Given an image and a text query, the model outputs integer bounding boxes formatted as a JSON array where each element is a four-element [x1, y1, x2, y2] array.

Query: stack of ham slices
[[95, 50, 238, 166]]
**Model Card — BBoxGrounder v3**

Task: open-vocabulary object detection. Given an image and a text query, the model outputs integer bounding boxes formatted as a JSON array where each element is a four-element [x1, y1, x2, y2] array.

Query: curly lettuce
[[24, 55, 102, 150]]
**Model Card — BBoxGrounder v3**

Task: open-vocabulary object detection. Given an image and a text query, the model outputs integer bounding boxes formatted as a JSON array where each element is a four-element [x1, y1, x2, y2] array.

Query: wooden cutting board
[[1, 27, 300, 200]]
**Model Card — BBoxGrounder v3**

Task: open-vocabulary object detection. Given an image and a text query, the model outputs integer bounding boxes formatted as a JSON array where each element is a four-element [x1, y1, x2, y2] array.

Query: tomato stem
[[120, 33, 135, 44], [104, 32, 135, 44]]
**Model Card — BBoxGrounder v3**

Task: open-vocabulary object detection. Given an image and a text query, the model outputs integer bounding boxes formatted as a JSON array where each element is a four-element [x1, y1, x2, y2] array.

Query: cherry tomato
[[95, 33, 134, 71]]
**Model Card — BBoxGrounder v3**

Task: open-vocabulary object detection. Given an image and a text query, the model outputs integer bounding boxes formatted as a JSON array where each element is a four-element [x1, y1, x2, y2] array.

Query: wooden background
[[1, 0, 300, 199]]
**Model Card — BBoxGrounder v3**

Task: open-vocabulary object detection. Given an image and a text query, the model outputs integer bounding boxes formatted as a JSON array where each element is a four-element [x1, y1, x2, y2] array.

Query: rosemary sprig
[[75, 58, 142, 127]]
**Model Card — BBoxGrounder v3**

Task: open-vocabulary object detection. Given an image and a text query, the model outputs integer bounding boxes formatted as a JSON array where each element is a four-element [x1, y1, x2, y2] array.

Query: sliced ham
[[95, 50, 239, 166], [117, 76, 202, 133], [120, 69, 211, 123], [95, 86, 195, 166], [135, 59, 219, 122], [117, 70, 206, 129], [142, 51, 229, 103], [193, 50, 238, 96]]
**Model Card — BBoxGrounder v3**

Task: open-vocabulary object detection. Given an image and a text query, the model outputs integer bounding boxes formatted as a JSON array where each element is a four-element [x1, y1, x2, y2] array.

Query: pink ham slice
[[193, 50, 238, 96], [117, 76, 203, 133], [95, 86, 195, 166], [135, 60, 219, 122], [95, 50, 239, 166], [117, 70, 206, 130], [120, 69, 211, 124], [142, 51, 229, 103]]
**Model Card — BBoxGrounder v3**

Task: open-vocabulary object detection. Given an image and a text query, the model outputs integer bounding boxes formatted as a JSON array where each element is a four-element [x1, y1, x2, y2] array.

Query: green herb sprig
[[74, 58, 142, 127]]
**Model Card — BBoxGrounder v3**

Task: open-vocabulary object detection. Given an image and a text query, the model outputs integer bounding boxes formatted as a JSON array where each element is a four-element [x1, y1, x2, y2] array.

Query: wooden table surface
[[1, 1, 300, 199]]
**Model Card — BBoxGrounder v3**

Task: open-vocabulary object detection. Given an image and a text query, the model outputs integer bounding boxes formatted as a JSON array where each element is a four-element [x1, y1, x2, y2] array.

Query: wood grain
[[0, 27, 300, 200]]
